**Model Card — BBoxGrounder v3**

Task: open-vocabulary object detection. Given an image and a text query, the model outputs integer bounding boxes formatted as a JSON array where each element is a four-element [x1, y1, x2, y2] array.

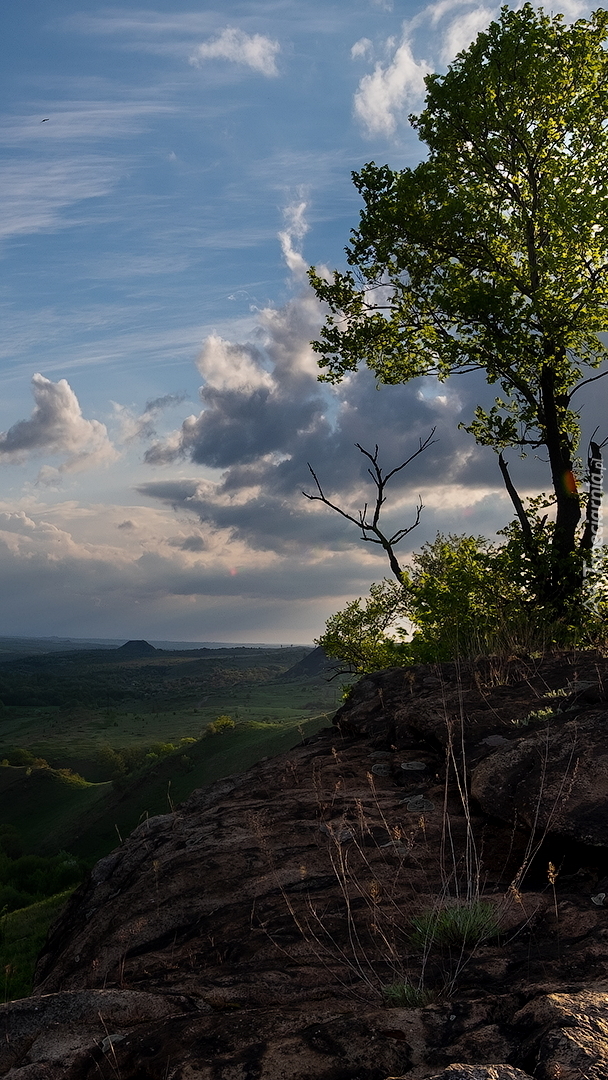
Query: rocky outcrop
[[2, 652, 608, 1078]]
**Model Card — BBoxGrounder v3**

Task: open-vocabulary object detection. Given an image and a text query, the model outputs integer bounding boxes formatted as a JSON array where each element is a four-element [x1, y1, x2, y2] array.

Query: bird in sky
[[40, 118, 49, 123]]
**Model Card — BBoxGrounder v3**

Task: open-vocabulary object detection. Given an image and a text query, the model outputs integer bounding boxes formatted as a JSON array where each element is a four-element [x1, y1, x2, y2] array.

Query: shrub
[[318, 530, 608, 672], [207, 715, 236, 735]]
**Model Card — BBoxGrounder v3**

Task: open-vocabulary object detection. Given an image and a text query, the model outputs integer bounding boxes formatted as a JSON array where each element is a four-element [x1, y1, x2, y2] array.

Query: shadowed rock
[[2, 653, 608, 1078]]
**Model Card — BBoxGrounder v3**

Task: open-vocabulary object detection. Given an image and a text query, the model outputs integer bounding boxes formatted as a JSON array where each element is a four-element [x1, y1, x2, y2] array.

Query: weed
[[409, 900, 500, 949], [382, 980, 436, 1007], [513, 706, 554, 727]]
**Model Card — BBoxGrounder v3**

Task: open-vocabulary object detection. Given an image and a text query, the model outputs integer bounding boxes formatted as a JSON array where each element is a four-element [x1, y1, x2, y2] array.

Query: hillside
[[2, 652, 608, 1078]]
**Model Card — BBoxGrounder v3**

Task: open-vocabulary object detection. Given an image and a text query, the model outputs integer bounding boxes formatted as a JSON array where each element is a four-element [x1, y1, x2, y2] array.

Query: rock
[[514, 990, 608, 1080], [471, 710, 608, 846], [4, 653, 608, 1078], [424, 1068, 533, 1080]]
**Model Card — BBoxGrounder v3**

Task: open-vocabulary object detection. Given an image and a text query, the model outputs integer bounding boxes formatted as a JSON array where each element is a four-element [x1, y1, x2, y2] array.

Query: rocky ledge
[[2, 652, 608, 1079]]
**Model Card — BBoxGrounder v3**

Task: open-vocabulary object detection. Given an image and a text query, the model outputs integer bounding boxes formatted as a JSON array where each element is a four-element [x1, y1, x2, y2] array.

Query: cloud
[[278, 199, 310, 279], [196, 336, 273, 392], [351, 38, 373, 60], [189, 28, 280, 77], [115, 393, 189, 443], [0, 373, 117, 479], [138, 204, 514, 564], [0, 158, 120, 242], [353, 38, 429, 136], [351, 2, 501, 137]]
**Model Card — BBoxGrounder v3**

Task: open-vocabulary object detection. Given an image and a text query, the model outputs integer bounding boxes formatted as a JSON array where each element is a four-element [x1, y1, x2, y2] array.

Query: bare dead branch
[[498, 452, 535, 551], [303, 429, 437, 583]]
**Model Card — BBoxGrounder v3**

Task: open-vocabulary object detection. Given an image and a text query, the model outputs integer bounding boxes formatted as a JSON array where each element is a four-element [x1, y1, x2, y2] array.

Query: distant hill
[[278, 646, 341, 680], [0, 637, 310, 662], [115, 640, 157, 656]]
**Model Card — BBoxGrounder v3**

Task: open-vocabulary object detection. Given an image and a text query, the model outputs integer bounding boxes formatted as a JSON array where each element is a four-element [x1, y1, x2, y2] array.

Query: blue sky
[[0, 0, 601, 643]]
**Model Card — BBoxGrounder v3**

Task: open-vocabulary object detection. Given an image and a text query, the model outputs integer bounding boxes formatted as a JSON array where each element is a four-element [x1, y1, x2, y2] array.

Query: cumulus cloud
[[351, 1, 502, 137], [0, 373, 117, 479], [189, 27, 280, 76], [138, 203, 515, 565], [196, 336, 273, 392], [353, 38, 429, 136]]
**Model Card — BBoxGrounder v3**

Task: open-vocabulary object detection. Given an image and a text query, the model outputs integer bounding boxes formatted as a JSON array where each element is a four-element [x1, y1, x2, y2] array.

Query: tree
[[303, 431, 436, 582], [310, 4, 608, 613]]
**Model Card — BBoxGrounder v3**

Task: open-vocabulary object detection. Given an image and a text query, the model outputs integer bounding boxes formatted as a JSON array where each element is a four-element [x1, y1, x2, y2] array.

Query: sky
[[0, 0, 604, 644]]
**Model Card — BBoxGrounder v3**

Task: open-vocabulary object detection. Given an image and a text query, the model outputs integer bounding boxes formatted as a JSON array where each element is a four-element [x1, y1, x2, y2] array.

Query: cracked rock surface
[[1, 653, 608, 1079]]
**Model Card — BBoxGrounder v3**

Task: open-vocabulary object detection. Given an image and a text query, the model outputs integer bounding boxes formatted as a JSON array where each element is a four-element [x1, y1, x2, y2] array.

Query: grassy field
[[0, 890, 75, 1001], [0, 645, 343, 859]]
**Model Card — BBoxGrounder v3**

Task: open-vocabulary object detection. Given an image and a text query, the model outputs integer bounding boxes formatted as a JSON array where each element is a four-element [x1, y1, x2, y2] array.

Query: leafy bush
[[317, 579, 409, 673], [318, 531, 608, 671], [206, 715, 236, 735]]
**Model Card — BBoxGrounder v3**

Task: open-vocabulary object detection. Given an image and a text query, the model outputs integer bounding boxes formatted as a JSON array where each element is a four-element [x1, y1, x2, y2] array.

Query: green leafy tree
[[318, 532, 607, 670], [317, 578, 409, 672], [310, 4, 608, 612]]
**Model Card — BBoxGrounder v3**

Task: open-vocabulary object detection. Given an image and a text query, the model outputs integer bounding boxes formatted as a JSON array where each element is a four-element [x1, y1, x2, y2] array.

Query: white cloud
[[351, 38, 373, 60], [189, 27, 280, 77], [196, 335, 274, 392], [353, 38, 429, 136], [437, 5, 497, 62], [0, 158, 120, 242], [0, 374, 117, 479], [278, 199, 310, 279], [351, 1, 525, 138]]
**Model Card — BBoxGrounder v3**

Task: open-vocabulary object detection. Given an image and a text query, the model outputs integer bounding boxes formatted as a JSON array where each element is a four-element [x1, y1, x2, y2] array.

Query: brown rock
[[2, 654, 608, 1078]]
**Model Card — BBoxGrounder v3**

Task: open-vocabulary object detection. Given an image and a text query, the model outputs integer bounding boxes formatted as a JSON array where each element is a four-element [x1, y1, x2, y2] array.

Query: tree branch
[[498, 452, 535, 552], [303, 430, 436, 583]]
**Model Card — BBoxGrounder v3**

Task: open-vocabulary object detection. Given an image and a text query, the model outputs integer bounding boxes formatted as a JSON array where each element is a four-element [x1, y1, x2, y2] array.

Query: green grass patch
[[382, 981, 436, 1007], [410, 901, 500, 949], [0, 890, 73, 1001]]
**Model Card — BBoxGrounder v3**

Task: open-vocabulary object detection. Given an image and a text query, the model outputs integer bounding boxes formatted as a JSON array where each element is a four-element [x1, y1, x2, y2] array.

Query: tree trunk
[[540, 362, 582, 605]]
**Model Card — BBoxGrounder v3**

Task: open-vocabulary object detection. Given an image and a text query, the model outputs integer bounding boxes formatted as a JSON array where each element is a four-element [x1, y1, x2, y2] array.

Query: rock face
[[3, 652, 608, 1079]]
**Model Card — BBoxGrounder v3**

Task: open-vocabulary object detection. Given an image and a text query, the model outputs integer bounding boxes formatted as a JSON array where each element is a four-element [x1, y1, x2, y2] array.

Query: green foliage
[[209, 715, 236, 734], [410, 901, 500, 949], [317, 579, 409, 672], [0, 847, 84, 914], [382, 981, 435, 1008], [310, 4, 608, 608], [4, 749, 49, 770], [319, 531, 608, 670]]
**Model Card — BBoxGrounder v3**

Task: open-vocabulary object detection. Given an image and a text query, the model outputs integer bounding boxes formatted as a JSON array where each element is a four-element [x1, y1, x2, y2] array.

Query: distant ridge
[[278, 645, 339, 680], [116, 639, 157, 656]]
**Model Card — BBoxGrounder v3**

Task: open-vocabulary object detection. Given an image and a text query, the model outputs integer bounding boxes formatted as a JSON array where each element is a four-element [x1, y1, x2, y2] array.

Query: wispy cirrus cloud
[[0, 158, 121, 241], [0, 101, 174, 146]]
